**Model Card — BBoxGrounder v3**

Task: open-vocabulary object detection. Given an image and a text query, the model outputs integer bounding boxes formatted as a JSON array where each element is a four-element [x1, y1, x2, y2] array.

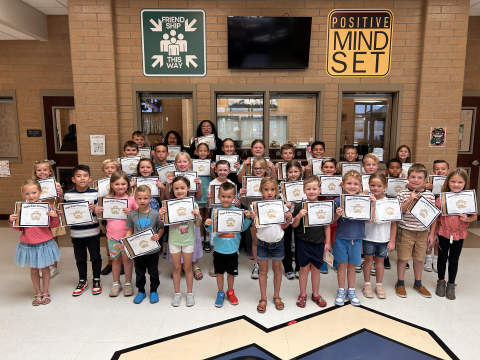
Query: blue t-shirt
[[334, 197, 366, 240]]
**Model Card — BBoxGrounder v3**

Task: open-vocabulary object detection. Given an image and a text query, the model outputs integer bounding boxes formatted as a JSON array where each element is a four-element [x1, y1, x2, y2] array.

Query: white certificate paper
[[98, 197, 129, 220], [156, 163, 177, 184], [167, 146, 181, 161], [375, 198, 402, 222], [429, 175, 446, 196], [213, 209, 244, 233], [138, 147, 152, 160], [387, 178, 408, 197], [340, 162, 362, 177], [362, 174, 371, 192], [216, 155, 239, 173], [195, 134, 216, 150], [341, 194, 372, 220], [90, 135, 105, 156], [93, 177, 111, 198], [308, 158, 324, 176], [162, 197, 195, 225], [121, 229, 161, 259], [38, 177, 57, 200], [119, 156, 140, 176], [407, 195, 441, 228], [277, 162, 288, 180], [253, 200, 286, 227], [174, 171, 198, 192], [192, 159, 211, 177], [281, 181, 306, 202], [242, 176, 263, 197], [59, 201, 94, 226], [304, 201, 334, 226], [319, 176, 342, 195], [14, 202, 50, 227], [133, 177, 159, 197], [440, 190, 477, 216], [402, 163, 413, 176]]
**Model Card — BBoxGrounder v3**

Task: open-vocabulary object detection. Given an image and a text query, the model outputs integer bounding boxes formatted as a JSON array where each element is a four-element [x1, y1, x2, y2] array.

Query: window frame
[[0, 90, 22, 163]]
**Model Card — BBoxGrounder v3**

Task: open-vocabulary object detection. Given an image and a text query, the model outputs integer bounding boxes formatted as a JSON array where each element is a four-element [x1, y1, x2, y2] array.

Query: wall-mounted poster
[[430, 127, 446, 147]]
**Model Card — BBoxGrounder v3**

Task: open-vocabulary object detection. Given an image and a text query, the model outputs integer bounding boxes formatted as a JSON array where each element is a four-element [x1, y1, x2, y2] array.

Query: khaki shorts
[[396, 227, 428, 262]]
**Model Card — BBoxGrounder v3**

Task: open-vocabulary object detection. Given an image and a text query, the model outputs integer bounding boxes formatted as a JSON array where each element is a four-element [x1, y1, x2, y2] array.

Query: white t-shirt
[[364, 220, 391, 243], [252, 204, 290, 243]]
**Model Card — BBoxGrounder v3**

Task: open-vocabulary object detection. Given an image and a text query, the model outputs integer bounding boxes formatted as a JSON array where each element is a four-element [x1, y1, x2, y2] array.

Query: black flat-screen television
[[227, 16, 312, 69]]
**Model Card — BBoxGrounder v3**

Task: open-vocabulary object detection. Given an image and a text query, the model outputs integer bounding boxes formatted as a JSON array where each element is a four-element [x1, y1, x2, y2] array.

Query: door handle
[[473, 160, 479, 166]]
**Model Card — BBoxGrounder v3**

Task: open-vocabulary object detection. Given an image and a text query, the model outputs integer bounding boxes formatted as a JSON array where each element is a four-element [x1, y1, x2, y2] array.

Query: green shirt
[[168, 203, 199, 246]]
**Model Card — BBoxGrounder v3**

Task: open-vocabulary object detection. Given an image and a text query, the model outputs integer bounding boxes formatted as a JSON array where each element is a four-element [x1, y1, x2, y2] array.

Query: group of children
[[9, 132, 475, 311]]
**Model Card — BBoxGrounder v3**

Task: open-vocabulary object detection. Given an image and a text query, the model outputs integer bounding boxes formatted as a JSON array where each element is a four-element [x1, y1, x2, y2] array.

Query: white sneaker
[[424, 257, 433, 272], [432, 257, 438, 273], [251, 262, 259, 279], [50, 266, 59, 279], [186, 293, 195, 307], [171, 293, 181, 307]]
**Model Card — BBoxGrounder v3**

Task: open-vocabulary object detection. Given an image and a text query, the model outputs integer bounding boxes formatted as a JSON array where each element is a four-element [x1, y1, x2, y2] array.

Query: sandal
[[193, 267, 203, 281], [311, 294, 327, 307], [296, 295, 307, 308], [273, 297, 284, 311], [32, 293, 42, 306], [257, 299, 267, 313], [41, 292, 51, 305]]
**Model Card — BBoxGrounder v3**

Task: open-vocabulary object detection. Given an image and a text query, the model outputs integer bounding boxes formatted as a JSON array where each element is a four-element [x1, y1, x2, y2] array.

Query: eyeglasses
[[201, 126, 212, 129], [253, 167, 264, 171]]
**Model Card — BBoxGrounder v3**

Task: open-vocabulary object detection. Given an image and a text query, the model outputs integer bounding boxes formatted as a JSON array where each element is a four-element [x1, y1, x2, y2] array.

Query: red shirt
[[435, 197, 469, 241], [9, 217, 60, 244]]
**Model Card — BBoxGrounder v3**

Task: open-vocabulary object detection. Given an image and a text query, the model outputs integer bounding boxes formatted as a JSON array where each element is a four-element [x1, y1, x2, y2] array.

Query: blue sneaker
[[320, 262, 329, 274], [215, 291, 225, 308], [335, 288, 346, 306], [286, 271, 295, 279], [346, 289, 361, 306], [133, 292, 147, 304], [150, 292, 159, 304]]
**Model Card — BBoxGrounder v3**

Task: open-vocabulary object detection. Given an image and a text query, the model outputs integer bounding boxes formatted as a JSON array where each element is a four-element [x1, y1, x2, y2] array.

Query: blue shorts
[[297, 239, 324, 269], [363, 240, 388, 258], [257, 238, 285, 262], [332, 238, 362, 266]]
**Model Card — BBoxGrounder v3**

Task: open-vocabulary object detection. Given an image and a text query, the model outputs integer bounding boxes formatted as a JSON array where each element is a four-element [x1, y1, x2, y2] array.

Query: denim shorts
[[332, 238, 362, 266], [363, 240, 388, 258], [257, 238, 285, 261]]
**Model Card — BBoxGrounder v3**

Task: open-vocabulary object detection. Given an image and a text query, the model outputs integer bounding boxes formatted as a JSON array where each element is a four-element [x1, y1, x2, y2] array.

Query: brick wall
[[464, 16, 480, 91]]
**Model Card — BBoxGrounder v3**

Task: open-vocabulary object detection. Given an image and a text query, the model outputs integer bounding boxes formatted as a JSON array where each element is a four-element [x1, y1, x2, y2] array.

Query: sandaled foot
[[273, 297, 284, 310], [194, 267, 203, 281], [32, 294, 42, 306], [41, 292, 51, 305], [311, 294, 327, 307], [296, 294, 307, 308], [257, 299, 267, 313]]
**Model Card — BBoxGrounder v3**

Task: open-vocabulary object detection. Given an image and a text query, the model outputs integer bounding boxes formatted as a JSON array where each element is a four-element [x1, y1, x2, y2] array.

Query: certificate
[[246, 157, 270, 175], [167, 146, 181, 161], [210, 184, 236, 206], [13, 202, 50, 227], [429, 175, 446, 196], [308, 158, 324, 176], [138, 147, 152, 160], [212, 208, 244, 233], [121, 229, 161, 259], [323, 250, 334, 267], [195, 134, 216, 150], [281, 181, 305, 202], [277, 162, 287, 180], [402, 163, 414, 175], [59, 201, 94, 226], [303, 201, 334, 226], [341, 194, 372, 220], [174, 171, 198, 192], [156, 163, 177, 184], [133, 177, 159, 197], [339, 162, 362, 177], [97, 197, 128, 220], [242, 176, 263, 197], [192, 159, 211, 177], [361, 174, 371, 192], [407, 195, 441, 228], [440, 190, 477, 216], [216, 155, 239, 173], [119, 156, 140, 176], [93, 177, 111, 198], [253, 200, 286, 227], [319, 176, 342, 195], [375, 198, 403, 222], [38, 177, 57, 200], [387, 178, 408, 197], [162, 197, 195, 225]]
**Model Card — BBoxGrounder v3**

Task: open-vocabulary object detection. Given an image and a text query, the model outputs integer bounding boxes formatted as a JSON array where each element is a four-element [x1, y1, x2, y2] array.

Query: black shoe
[[384, 256, 391, 269], [406, 263, 410, 269], [101, 264, 112, 276], [120, 264, 125, 275], [204, 241, 211, 253]]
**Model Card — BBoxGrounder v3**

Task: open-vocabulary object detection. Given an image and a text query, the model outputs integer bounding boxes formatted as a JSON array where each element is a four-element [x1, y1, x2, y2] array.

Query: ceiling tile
[[22, 0, 64, 8], [470, 8, 480, 15]]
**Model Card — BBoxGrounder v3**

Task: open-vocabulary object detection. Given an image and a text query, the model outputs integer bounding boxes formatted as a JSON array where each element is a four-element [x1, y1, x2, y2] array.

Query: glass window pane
[[54, 108, 77, 152]]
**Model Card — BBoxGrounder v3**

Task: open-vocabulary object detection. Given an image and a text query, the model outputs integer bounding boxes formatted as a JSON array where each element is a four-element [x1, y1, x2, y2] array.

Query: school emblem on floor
[[111, 304, 458, 360]]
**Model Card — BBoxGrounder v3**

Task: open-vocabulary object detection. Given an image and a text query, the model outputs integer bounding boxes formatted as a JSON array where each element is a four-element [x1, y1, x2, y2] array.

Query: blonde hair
[[102, 158, 118, 170], [363, 153, 379, 164], [175, 152, 192, 164], [343, 169, 361, 183], [259, 176, 279, 195], [252, 157, 270, 176], [303, 175, 321, 188], [442, 168, 468, 193], [32, 160, 54, 180], [22, 179, 41, 194], [135, 184, 151, 195], [108, 171, 133, 197]]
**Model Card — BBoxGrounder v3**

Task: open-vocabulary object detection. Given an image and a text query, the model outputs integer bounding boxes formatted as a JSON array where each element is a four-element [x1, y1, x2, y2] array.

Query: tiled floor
[[1, 225, 479, 360]]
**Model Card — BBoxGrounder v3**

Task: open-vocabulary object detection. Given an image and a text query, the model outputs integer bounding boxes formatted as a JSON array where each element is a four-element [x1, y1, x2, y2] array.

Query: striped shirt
[[397, 188, 435, 231], [64, 187, 100, 238]]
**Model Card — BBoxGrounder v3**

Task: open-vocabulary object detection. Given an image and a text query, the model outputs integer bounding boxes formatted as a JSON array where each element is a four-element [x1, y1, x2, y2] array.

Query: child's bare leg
[[53, 237, 59, 268], [299, 265, 310, 296], [259, 260, 268, 299], [251, 227, 258, 262], [272, 260, 282, 299], [171, 252, 182, 293], [41, 266, 51, 293], [375, 256, 385, 284], [347, 263, 356, 288], [397, 259, 408, 281], [227, 274, 234, 290], [363, 255, 374, 283], [31, 268, 42, 294], [183, 252, 194, 293], [112, 257, 122, 282], [121, 253, 133, 282], [311, 265, 320, 297], [337, 262, 347, 288], [216, 273, 224, 291]]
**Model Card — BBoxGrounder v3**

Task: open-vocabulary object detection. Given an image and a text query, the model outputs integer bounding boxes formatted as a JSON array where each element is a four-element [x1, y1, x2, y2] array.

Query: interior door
[[42, 96, 77, 193]]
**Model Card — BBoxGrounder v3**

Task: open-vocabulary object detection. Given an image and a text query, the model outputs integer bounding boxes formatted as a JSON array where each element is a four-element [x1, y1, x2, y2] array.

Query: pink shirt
[[9, 217, 60, 244], [105, 195, 138, 240], [434, 197, 469, 241]]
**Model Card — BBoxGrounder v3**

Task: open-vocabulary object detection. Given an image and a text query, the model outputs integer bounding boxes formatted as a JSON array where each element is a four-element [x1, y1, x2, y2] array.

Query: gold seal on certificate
[[167, 146, 181, 162], [440, 190, 477, 216], [174, 171, 198, 192], [303, 200, 334, 226], [156, 163, 177, 184], [13, 202, 50, 227], [216, 155, 239, 173], [253, 200, 286, 227], [38, 177, 58, 200], [162, 197, 195, 225], [429, 175, 446, 196], [407, 195, 441, 228], [133, 177, 159, 197], [59, 201, 94, 226], [361, 174, 371, 192], [386, 178, 408, 197], [192, 159, 211, 177], [212, 209, 244, 233], [339, 162, 362, 177], [245, 157, 270, 175], [242, 176, 263, 197], [121, 229, 161, 259], [308, 158, 324, 176], [281, 181, 305, 202], [319, 176, 342, 195], [277, 162, 288, 180], [98, 198, 129, 220], [341, 194, 372, 220], [119, 156, 141, 176], [93, 177, 111, 198], [195, 134, 216, 150], [138, 147, 151, 160], [374, 198, 402, 222]]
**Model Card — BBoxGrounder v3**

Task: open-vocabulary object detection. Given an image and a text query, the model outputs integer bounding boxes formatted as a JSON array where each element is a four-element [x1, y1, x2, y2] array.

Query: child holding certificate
[[362, 173, 396, 299], [291, 176, 331, 308], [9, 179, 61, 306], [430, 169, 476, 300], [195, 143, 213, 253], [33, 159, 64, 279], [304, 141, 326, 177], [396, 164, 435, 299], [385, 158, 404, 179], [204, 182, 252, 307], [134, 158, 165, 209], [215, 138, 241, 187], [159, 175, 203, 307], [125, 185, 164, 304], [95, 171, 138, 297], [237, 139, 276, 181]]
